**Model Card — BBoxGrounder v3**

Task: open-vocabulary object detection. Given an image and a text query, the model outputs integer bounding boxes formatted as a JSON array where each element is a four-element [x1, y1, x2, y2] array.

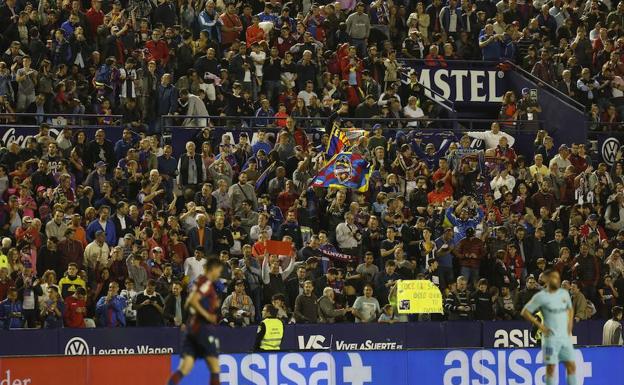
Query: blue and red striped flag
[[311, 152, 371, 192], [326, 122, 349, 158]]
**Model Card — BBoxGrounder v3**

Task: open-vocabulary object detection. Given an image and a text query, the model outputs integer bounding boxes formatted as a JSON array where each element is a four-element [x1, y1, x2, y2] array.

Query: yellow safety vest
[[259, 318, 284, 351], [0, 253, 8, 271]]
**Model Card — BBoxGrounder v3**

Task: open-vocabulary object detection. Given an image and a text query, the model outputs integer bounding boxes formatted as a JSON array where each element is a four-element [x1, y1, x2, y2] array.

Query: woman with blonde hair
[[407, 2, 429, 44]]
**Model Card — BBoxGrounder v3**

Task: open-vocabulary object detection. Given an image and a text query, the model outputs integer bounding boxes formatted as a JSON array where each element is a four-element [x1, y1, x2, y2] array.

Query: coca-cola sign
[[1, 127, 62, 147]]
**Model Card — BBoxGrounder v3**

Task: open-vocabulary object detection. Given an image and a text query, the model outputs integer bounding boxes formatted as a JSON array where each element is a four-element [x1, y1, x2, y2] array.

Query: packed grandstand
[[0, 0, 623, 331]]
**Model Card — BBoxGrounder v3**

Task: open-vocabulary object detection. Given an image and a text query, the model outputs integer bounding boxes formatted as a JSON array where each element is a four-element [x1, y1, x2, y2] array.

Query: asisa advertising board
[[173, 347, 624, 385]]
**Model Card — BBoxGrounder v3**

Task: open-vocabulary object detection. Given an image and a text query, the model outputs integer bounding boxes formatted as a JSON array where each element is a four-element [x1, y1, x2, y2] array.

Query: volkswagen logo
[[65, 337, 89, 355], [602, 137, 621, 166]]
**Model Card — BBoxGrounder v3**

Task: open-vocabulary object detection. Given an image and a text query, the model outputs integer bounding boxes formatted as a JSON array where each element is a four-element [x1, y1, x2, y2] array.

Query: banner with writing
[[397, 280, 444, 314]]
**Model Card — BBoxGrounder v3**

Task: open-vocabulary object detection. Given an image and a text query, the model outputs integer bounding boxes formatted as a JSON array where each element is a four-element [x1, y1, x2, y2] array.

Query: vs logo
[[297, 335, 331, 350]]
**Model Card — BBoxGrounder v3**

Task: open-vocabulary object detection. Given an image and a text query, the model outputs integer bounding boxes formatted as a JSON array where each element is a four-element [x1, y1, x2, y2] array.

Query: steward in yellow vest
[[255, 304, 284, 351]]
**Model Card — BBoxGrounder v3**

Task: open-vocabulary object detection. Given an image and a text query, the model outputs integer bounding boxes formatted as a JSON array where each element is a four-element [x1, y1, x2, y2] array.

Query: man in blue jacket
[[0, 287, 23, 329], [478, 24, 503, 61], [156, 73, 178, 133], [86, 205, 117, 246], [96, 281, 126, 327], [446, 196, 485, 243], [439, 0, 463, 38]]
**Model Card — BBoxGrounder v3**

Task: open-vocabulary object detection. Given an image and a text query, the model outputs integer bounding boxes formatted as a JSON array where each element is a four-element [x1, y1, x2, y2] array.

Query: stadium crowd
[[0, 0, 623, 329]]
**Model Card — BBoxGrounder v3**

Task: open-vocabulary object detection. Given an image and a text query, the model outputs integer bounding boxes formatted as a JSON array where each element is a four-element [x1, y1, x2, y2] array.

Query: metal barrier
[[160, 115, 544, 132], [0, 113, 546, 158], [504, 60, 586, 112]]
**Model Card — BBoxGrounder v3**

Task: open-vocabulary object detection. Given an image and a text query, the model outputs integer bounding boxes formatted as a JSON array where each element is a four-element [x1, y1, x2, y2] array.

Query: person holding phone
[[134, 279, 165, 326]]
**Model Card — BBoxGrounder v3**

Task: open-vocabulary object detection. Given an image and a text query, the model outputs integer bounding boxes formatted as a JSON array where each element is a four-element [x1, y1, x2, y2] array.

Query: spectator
[[294, 280, 318, 323], [58, 263, 87, 299], [221, 279, 255, 327], [516, 275, 541, 311], [120, 278, 139, 326], [64, 287, 87, 328], [45, 209, 68, 241], [134, 279, 165, 327], [345, 3, 370, 57], [95, 281, 126, 327], [188, 214, 213, 255], [479, 24, 503, 60], [602, 306, 623, 345], [374, 260, 399, 306], [128, 254, 148, 293], [163, 282, 187, 327], [378, 304, 400, 323], [495, 284, 519, 320], [570, 281, 595, 321], [445, 276, 474, 320], [85, 206, 117, 247], [353, 284, 381, 323], [318, 286, 351, 323], [472, 278, 495, 320], [84, 230, 110, 274], [336, 212, 362, 257], [0, 287, 23, 329], [457, 227, 485, 284], [40, 285, 64, 328]]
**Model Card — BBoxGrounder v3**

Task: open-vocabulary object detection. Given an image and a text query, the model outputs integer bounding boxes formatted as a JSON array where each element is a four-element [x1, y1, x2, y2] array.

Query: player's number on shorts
[[208, 336, 220, 350]]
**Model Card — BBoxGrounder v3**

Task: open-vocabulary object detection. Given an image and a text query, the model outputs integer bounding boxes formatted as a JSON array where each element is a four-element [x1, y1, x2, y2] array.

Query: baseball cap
[[558, 144, 569, 151], [36, 186, 46, 193], [521, 87, 530, 95], [95, 230, 105, 236], [588, 214, 599, 221], [152, 246, 163, 253], [94, 161, 107, 168]]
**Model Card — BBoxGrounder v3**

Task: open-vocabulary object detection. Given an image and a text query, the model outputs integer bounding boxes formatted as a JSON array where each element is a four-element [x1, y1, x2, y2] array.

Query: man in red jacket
[[64, 287, 87, 328], [145, 29, 169, 66], [457, 227, 485, 286], [85, 0, 104, 39]]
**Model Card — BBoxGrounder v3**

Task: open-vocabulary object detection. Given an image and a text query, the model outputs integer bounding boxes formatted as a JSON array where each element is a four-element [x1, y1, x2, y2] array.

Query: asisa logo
[[219, 352, 372, 385], [443, 349, 593, 385]]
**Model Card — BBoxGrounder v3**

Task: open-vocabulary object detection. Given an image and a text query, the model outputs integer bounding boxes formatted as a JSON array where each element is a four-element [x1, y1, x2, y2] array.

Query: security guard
[[254, 304, 284, 351], [530, 311, 544, 346]]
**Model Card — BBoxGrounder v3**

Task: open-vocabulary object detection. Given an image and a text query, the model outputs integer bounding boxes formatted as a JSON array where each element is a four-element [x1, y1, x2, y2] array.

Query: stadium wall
[[1, 347, 618, 385], [173, 347, 624, 385], [0, 320, 608, 357]]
